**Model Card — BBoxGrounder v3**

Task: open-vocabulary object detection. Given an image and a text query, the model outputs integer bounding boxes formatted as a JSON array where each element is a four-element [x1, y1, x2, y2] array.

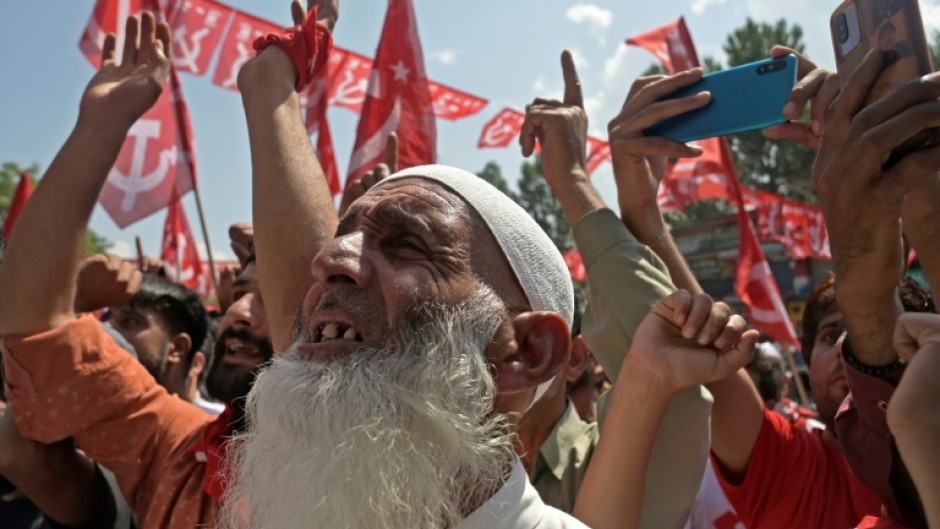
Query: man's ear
[[188, 350, 206, 379], [564, 336, 590, 382], [491, 311, 570, 396], [165, 333, 192, 366]]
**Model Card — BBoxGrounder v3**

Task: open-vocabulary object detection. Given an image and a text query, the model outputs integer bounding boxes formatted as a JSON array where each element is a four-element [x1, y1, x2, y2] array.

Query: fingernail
[[812, 120, 823, 136], [675, 313, 686, 325], [782, 102, 797, 118], [683, 327, 695, 339], [698, 335, 710, 346]]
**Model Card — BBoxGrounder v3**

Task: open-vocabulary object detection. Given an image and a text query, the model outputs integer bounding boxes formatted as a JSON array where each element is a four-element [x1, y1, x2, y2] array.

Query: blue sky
[[3, 0, 940, 261]]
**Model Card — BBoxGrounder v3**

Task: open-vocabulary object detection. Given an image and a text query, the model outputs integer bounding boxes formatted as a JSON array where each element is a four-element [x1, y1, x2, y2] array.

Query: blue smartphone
[[645, 55, 798, 143]]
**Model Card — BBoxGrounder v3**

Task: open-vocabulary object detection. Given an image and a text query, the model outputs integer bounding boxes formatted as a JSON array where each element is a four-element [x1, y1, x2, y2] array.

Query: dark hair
[[130, 275, 208, 366], [747, 343, 787, 404], [800, 273, 837, 366], [801, 273, 935, 366]]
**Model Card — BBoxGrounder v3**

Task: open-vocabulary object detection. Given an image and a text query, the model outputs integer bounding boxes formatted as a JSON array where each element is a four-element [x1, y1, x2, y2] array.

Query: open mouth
[[314, 321, 364, 343], [223, 338, 266, 365]]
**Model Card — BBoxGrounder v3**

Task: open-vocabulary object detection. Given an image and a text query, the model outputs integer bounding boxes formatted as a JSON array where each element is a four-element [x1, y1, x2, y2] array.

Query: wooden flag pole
[[191, 187, 218, 295], [782, 346, 811, 408], [168, 67, 218, 296], [135, 236, 146, 271]]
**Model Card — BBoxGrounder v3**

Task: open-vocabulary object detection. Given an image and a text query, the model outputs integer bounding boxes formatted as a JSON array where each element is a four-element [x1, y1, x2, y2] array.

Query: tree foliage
[[0, 162, 112, 256]]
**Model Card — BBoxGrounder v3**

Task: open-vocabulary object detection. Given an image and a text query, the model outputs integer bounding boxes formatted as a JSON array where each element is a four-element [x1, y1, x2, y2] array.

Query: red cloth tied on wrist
[[252, 6, 333, 91]]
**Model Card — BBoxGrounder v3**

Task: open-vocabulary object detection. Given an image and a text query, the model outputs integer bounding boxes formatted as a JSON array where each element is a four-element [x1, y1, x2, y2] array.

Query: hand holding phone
[[831, 0, 935, 162], [644, 55, 798, 143]]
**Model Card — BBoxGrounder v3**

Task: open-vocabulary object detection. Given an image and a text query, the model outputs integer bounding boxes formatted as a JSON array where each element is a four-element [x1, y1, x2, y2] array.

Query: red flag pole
[[168, 67, 218, 295]]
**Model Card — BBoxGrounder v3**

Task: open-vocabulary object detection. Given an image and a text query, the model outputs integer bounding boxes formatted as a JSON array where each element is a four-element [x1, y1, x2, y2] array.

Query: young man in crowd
[[0, 14, 276, 529], [812, 47, 940, 528]]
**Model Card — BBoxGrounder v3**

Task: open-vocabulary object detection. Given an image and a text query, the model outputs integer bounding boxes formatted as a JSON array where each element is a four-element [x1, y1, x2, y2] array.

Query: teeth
[[343, 327, 357, 340], [322, 323, 339, 340]]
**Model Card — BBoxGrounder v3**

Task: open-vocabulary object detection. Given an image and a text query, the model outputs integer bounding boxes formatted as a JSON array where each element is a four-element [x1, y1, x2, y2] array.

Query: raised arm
[[237, 0, 340, 351], [522, 51, 707, 529], [575, 291, 758, 529], [889, 313, 940, 529], [0, 13, 170, 337]]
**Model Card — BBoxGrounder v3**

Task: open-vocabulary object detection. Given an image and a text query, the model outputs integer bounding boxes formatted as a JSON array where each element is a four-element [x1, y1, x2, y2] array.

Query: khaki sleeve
[[574, 208, 712, 529]]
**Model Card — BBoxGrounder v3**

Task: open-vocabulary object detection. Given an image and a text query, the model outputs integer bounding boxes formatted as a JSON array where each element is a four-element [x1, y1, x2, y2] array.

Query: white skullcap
[[375, 164, 575, 407]]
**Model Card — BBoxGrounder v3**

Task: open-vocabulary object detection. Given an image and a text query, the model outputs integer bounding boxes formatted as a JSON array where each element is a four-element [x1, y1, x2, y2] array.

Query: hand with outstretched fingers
[[520, 50, 589, 187], [763, 45, 840, 152], [79, 12, 172, 129], [625, 290, 758, 395], [607, 68, 709, 213], [292, 0, 339, 30], [339, 132, 397, 216]]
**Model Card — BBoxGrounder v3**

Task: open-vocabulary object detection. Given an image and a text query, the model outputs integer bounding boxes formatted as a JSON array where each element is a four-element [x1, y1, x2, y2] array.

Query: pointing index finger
[[561, 50, 584, 109]]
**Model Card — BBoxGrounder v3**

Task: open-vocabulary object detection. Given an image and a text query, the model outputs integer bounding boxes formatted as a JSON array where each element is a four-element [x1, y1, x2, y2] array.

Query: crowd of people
[[1, 1, 939, 528]]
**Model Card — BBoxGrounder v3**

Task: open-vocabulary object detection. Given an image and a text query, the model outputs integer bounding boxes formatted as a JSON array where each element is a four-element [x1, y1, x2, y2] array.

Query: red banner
[[428, 82, 488, 121], [169, 0, 234, 76], [161, 196, 207, 295], [477, 108, 525, 148], [2, 174, 34, 239], [211, 10, 279, 91], [347, 0, 437, 185], [81, 0, 199, 228], [586, 137, 611, 175], [626, 17, 700, 74], [562, 250, 587, 282]]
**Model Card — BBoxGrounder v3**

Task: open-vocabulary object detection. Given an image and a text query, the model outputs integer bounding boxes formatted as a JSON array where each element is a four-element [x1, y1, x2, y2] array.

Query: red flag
[[427, 82, 488, 121], [303, 77, 341, 196], [586, 137, 611, 175], [632, 17, 798, 347], [211, 11, 280, 91], [721, 144, 799, 349], [626, 17, 700, 74], [347, 0, 437, 186], [326, 48, 372, 112], [168, 0, 234, 76], [81, 0, 199, 227], [562, 250, 587, 282], [2, 174, 34, 239], [477, 108, 526, 148], [161, 196, 207, 295]]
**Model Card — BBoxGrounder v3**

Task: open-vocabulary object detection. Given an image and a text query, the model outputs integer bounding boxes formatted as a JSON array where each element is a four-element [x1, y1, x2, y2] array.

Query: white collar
[[457, 458, 543, 529]]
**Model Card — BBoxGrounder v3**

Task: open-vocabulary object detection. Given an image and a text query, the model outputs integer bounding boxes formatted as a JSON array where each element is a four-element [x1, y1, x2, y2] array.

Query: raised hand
[[763, 46, 840, 152], [229, 223, 255, 267], [607, 69, 709, 212], [520, 50, 589, 186], [74, 255, 143, 313], [338, 132, 397, 215], [894, 313, 940, 364], [292, 0, 339, 31], [626, 290, 758, 394], [79, 12, 172, 128]]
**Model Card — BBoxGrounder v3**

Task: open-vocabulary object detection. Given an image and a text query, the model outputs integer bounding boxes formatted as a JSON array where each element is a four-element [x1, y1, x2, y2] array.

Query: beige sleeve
[[574, 208, 711, 529]]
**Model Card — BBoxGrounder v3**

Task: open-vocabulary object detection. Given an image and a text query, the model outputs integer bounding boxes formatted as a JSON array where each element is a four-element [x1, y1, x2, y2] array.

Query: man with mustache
[[0, 13, 280, 529]]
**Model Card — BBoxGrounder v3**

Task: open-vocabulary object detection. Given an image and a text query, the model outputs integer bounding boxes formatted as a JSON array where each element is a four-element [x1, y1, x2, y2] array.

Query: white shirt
[[457, 457, 590, 529], [684, 460, 744, 529]]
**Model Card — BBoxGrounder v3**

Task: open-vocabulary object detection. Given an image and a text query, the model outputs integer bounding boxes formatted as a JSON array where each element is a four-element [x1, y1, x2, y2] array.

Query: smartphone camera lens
[[836, 13, 849, 43]]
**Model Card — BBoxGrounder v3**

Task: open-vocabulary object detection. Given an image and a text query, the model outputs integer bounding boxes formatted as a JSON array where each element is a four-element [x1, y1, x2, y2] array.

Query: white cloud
[[565, 3, 612, 45], [922, 1, 940, 33], [604, 42, 631, 82], [565, 3, 613, 29], [429, 49, 459, 66], [691, 0, 727, 16], [109, 240, 135, 258]]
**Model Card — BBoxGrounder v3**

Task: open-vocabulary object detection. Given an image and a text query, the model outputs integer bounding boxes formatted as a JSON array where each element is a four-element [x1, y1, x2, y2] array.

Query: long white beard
[[221, 289, 516, 529]]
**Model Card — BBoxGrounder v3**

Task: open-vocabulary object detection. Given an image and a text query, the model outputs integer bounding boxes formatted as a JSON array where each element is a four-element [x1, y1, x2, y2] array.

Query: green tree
[[476, 158, 574, 252], [931, 30, 940, 71], [0, 162, 111, 255], [722, 18, 816, 201]]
